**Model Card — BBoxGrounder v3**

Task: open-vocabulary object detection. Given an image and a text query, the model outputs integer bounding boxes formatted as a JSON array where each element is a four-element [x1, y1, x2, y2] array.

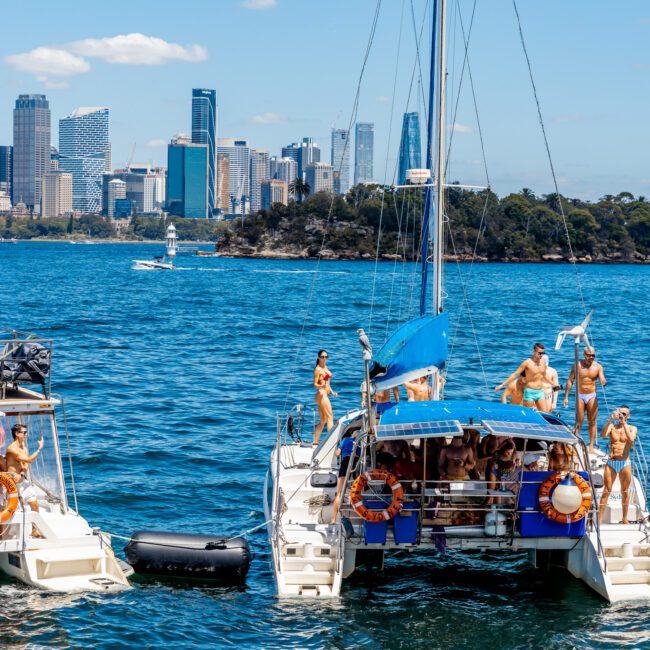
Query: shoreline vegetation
[[3, 186, 649, 263]]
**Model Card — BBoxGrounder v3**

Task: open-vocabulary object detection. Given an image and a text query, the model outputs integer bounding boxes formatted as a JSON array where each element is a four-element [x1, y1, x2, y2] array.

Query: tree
[[289, 177, 311, 203]]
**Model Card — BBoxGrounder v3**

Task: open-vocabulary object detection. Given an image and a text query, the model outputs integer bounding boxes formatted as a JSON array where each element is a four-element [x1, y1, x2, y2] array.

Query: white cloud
[[376, 95, 389, 103], [146, 138, 167, 147], [451, 123, 472, 133], [68, 33, 207, 65], [5, 47, 90, 77], [241, 0, 277, 9], [250, 112, 287, 125]]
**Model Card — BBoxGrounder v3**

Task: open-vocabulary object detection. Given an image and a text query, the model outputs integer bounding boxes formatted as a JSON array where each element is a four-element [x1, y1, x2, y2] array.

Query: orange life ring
[[349, 469, 404, 523], [537, 470, 592, 524], [0, 473, 19, 524]]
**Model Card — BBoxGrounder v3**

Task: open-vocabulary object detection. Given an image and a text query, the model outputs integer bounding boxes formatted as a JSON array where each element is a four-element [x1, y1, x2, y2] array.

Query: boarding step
[[607, 584, 650, 601], [604, 544, 650, 558], [283, 543, 333, 559], [607, 557, 650, 572], [283, 569, 334, 586], [281, 584, 337, 597], [282, 557, 335, 572], [609, 571, 650, 586]]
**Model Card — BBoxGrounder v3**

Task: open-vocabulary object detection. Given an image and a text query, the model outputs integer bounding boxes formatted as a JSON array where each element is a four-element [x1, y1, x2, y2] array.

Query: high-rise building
[[354, 122, 374, 185], [249, 149, 270, 213], [166, 136, 209, 218], [217, 153, 230, 214], [398, 112, 422, 185], [217, 138, 250, 214], [59, 107, 110, 213], [331, 129, 350, 195], [12, 94, 51, 211], [261, 179, 288, 210], [106, 178, 126, 218], [0, 193, 11, 212], [282, 137, 320, 180], [0, 146, 12, 198], [50, 146, 60, 170], [270, 156, 297, 185], [41, 171, 73, 217], [305, 162, 333, 194], [191, 88, 217, 212]]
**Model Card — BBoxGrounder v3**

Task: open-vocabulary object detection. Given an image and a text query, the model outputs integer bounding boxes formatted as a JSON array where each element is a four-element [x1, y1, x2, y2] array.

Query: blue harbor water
[[1, 242, 649, 648]]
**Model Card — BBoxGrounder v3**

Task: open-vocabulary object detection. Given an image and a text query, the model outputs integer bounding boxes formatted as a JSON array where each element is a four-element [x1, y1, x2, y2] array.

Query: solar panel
[[482, 419, 575, 442], [376, 419, 464, 440]]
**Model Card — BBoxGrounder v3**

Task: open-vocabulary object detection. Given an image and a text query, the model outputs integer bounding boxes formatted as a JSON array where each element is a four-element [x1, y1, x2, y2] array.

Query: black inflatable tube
[[124, 530, 252, 581]]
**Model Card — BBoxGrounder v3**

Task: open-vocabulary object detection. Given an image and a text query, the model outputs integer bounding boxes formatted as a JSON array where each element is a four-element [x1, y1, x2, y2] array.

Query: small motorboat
[[132, 257, 174, 270]]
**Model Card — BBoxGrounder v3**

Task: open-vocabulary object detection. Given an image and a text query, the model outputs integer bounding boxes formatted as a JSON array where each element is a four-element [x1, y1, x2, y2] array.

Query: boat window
[[0, 412, 65, 506]]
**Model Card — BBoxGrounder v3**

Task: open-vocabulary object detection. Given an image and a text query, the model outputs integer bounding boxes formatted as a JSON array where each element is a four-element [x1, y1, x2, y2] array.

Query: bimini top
[[376, 399, 575, 443]]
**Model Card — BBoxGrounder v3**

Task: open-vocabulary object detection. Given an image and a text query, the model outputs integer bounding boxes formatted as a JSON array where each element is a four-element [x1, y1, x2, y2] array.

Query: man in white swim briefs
[[495, 342, 550, 411], [563, 347, 607, 453], [599, 406, 636, 524]]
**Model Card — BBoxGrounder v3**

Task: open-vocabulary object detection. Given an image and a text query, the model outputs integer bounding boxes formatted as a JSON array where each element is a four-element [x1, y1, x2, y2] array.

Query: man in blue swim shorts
[[495, 342, 550, 412], [599, 406, 636, 524]]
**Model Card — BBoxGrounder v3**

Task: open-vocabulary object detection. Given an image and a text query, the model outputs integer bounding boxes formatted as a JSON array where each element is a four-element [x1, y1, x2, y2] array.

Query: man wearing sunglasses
[[599, 406, 636, 524], [563, 347, 607, 453], [495, 343, 550, 411]]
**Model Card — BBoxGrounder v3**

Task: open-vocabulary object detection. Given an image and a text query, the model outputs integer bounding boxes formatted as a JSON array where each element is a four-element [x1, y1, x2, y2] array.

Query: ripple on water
[[1, 248, 650, 647]]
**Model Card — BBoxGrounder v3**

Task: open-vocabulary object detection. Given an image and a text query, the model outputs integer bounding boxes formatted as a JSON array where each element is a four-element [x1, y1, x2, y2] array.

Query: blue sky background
[[1, 0, 649, 200]]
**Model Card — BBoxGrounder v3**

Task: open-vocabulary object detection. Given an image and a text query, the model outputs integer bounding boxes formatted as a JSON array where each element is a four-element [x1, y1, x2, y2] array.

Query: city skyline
[[3, 2, 650, 200]]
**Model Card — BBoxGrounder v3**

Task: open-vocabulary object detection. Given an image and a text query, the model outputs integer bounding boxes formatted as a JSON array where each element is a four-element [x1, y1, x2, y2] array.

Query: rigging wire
[[282, 0, 383, 412], [511, 0, 610, 414]]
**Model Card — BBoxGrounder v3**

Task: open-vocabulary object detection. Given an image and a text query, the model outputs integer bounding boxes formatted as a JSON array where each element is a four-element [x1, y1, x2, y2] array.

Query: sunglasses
[[319, 355, 328, 359], [585, 354, 596, 358]]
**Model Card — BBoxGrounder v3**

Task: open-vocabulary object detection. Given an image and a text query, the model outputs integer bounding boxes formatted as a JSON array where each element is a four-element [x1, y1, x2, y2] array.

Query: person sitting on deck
[[495, 343, 551, 411], [394, 444, 424, 493], [500, 377, 525, 406], [403, 376, 431, 402], [599, 406, 637, 524], [439, 436, 475, 481], [548, 442, 576, 471], [485, 439, 520, 504], [330, 430, 360, 525]]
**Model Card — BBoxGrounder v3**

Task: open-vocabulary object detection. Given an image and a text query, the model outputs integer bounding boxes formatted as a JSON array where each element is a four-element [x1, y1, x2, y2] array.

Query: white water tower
[[166, 223, 177, 258]]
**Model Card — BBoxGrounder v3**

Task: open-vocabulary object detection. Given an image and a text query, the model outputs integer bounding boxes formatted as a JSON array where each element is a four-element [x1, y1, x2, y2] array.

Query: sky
[[2, 0, 650, 200]]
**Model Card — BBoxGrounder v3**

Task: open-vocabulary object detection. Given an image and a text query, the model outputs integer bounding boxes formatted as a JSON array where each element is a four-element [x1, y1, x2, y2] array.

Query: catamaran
[[265, 0, 650, 602], [0, 337, 131, 592]]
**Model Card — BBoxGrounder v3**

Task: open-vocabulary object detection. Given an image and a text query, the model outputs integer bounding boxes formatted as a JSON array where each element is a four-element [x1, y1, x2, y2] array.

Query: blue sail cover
[[371, 313, 448, 392]]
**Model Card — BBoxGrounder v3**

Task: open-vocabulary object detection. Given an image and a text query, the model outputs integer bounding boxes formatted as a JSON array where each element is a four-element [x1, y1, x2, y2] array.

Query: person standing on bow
[[599, 406, 636, 524], [313, 350, 337, 446], [495, 343, 551, 411], [563, 347, 607, 453]]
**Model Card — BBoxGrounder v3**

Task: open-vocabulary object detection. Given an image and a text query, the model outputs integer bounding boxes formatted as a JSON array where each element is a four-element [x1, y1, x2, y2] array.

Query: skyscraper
[[398, 112, 422, 185], [13, 94, 51, 211], [249, 149, 270, 213], [106, 178, 126, 218], [0, 146, 12, 199], [305, 162, 333, 194], [59, 107, 110, 213], [166, 135, 209, 218], [41, 171, 73, 217], [331, 129, 350, 195], [217, 138, 250, 214], [191, 88, 217, 213], [217, 153, 230, 214], [282, 137, 320, 180], [354, 122, 374, 185], [261, 179, 288, 210]]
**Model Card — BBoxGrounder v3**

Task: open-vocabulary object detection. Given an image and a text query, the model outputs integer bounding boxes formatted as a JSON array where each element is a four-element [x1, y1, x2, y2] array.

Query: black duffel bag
[[0, 341, 51, 386]]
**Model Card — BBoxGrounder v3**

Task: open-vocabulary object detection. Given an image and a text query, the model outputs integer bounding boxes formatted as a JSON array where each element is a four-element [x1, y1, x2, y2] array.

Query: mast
[[419, 0, 438, 316], [433, 0, 446, 316]]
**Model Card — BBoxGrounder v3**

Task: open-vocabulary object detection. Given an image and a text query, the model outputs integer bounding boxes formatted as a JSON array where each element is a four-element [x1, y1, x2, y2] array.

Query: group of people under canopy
[[314, 340, 638, 527]]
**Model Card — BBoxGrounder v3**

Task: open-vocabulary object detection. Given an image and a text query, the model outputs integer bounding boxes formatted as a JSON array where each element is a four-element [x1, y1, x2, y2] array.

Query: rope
[[105, 518, 273, 549], [511, 0, 613, 417], [282, 1, 382, 412]]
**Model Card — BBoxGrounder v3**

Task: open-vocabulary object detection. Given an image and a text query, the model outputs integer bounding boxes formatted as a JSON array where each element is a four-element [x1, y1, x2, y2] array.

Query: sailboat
[[265, 1, 650, 601]]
